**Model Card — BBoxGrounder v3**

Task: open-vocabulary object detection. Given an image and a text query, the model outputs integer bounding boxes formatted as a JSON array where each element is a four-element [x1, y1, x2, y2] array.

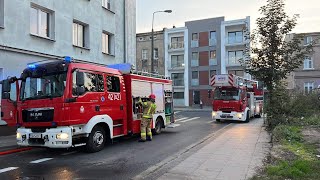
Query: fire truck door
[[105, 75, 125, 121], [1, 79, 18, 126]]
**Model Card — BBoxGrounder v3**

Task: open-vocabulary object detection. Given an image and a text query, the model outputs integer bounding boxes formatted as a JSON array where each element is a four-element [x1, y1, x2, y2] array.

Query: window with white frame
[[171, 73, 184, 86], [228, 50, 243, 65], [171, 55, 184, 68], [228, 31, 243, 44], [142, 49, 148, 60], [304, 56, 313, 69], [73, 22, 85, 47], [0, 0, 4, 28], [304, 82, 314, 94], [154, 48, 159, 59], [305, 36, 312, 45], [30, 6, 51, 38], [102, 32, 111, 54], [102, 0, 111, 10]]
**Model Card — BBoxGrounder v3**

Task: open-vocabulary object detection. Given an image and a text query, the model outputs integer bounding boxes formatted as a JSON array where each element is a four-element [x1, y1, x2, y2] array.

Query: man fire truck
[[1, 57, 175, 152], [210, 74, 263, 123]]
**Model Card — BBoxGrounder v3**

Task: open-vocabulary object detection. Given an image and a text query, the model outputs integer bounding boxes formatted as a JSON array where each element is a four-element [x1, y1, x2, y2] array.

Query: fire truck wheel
[[216, 119, 221, 122], [244, 112, 250, 123], [152, 118, 163, 135], [85, 125, 106, 153]]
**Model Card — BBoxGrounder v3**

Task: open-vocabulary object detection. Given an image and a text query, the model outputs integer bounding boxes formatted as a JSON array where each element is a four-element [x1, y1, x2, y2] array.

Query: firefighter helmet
[[149, 94, 156, 99]]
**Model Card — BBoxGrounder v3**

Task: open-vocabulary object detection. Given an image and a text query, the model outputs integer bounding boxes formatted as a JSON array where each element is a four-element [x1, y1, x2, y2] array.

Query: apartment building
[[136, 30, 165, 75], [0, 0, 136, 124], [164, 27, 189, 106], [285, 32, 320, 93], [185, 16, 250, 106]]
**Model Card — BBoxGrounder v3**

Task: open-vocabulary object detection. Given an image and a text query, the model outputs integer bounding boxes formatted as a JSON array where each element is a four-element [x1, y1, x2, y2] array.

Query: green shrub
[[272, 125, 302, 142]]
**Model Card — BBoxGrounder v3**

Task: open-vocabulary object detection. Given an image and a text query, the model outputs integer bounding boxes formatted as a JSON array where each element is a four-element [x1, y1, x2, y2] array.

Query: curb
[[0, 147, 33, 156], [132, 123, 234, 180]]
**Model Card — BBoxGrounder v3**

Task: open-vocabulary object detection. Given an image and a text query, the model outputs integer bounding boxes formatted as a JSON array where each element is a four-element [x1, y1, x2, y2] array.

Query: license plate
[[29, 133, 42, 139]]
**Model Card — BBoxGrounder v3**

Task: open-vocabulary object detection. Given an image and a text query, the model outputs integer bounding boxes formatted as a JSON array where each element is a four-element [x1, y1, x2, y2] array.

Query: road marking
[[175, 117, 188, 122], [61, 151, 77, 156], [174, 111, 181, 114], [30, 158, 53, 164], [180, 117, 200, 123], [0, 167, 18, 174]]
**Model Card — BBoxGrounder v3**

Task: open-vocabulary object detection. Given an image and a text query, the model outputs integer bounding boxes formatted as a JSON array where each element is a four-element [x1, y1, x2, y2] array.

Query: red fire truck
[[1, 58, 175, 152], [210, 74, 264, 122]]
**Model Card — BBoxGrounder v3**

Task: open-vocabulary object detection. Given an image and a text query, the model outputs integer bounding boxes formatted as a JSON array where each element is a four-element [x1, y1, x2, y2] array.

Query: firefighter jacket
[[139, 100, 157, 119]]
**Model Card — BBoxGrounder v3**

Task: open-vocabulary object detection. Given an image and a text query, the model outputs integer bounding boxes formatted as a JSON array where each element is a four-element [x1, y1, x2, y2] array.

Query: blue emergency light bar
[[107, 63, 132, 74]]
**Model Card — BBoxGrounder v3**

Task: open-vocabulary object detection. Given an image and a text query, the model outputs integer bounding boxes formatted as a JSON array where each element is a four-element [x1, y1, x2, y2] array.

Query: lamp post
[[151, 10, 172, 73]]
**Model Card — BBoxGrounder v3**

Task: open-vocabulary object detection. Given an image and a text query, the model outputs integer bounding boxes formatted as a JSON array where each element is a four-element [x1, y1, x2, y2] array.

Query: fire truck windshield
[[20, 72, 67, 101], [213, 88, 240, 101]]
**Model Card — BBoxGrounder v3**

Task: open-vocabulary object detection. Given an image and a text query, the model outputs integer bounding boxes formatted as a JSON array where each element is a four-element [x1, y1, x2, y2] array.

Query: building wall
[[136, 30, 165, 75], [164, 27, 189, 106], [285, 32, 320, 92], [186, 17, 224, 107], [0, 0, 136, 124]]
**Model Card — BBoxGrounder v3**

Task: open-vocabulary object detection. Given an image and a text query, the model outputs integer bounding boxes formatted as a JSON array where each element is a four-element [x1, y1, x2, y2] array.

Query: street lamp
[[151, 10, 172, 73]]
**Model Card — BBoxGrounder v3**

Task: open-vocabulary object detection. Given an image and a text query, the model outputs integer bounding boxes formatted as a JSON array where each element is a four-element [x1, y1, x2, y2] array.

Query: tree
[[243, 0, 312, 128]]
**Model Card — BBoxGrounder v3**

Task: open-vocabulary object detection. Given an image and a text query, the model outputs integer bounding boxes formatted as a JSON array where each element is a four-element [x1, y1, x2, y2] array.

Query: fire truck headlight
[[16, 132, 21, 139], [237, 113, 243, 118], [212, 111, 217, 117], [56, 133, 69, 140]]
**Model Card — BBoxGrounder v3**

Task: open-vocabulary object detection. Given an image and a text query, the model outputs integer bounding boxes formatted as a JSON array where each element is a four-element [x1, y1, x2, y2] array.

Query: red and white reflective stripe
[[210, 75, 215, 86], [228, 74, 234, 86]]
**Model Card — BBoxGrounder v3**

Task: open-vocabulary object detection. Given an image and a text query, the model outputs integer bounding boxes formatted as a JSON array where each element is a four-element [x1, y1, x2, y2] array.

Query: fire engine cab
[[210, 74, 264, 122], [1, 57, 175, 152]]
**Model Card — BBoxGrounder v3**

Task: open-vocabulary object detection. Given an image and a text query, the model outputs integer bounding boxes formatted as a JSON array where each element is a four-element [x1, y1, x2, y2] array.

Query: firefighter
[[138, 94, 157, 142]]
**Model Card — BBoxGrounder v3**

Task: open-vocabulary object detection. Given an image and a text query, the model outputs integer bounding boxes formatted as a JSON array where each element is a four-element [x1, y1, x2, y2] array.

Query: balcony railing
[[169, 42, 184, 49], [191, 59, 199, 67], [209, 39, 217, 46], [191, 79, 199, 86], [191, 40, 199, 48], [209, 59, 217, 66]]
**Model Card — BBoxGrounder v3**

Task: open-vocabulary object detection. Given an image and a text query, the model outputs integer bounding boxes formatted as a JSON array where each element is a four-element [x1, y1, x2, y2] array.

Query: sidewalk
[[0, 135, 18, 151], [158, 118, 271, 180]]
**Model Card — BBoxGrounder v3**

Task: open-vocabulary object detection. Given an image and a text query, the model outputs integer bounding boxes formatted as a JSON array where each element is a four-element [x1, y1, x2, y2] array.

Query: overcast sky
[[136, 0, 320, 33]]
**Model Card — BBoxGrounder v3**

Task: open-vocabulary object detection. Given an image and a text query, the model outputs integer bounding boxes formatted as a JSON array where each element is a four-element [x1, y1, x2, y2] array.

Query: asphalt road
[[0, 111, 229, 180]]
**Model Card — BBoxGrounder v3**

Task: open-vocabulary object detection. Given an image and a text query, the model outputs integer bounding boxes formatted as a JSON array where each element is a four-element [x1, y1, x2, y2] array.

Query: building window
[[171, 37, 184, 49], [228, 70, 244, 77], [171, 73, 184, 86], [30, 6, 51, 38], [228, 50, 243, 65], [142, 60, 148, 72], [228, 31, 243, 44], [191, 52, 199, 67], [173, 92, 184, 99], [191, 71, 199, 86], [154, 48, 159, 59], [171, 55, 184, 68], [192, 33, 199, 40], [210, 70, 216, 78], [102, 32, 110, 54], [209, 31, 216, 46], [304, 82, 314, 94], [142, 49, 148, 60], [305, 36, 312, 45], [209, 50, 217, 65], [102, 0, 111, 10], [304, 56, 313, 69], [107, 76, 120, 92], [73, 22, 85, 48], [0, 0, 4, 28]]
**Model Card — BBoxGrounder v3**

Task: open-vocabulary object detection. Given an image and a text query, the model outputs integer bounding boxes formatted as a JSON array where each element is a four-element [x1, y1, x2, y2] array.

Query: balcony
[[226, 61, 242, 67], [225, 38, 246, 47], [169, 42, 184, 50], [191, 40, 199, 48]]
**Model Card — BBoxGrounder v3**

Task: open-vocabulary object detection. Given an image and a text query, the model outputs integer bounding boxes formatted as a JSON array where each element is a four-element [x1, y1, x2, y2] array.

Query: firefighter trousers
[[140, 118, 152, 141]]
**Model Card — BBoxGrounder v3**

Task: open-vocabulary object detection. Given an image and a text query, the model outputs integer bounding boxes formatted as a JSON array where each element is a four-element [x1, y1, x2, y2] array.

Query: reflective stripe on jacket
[[141, 101, 157, 118]]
